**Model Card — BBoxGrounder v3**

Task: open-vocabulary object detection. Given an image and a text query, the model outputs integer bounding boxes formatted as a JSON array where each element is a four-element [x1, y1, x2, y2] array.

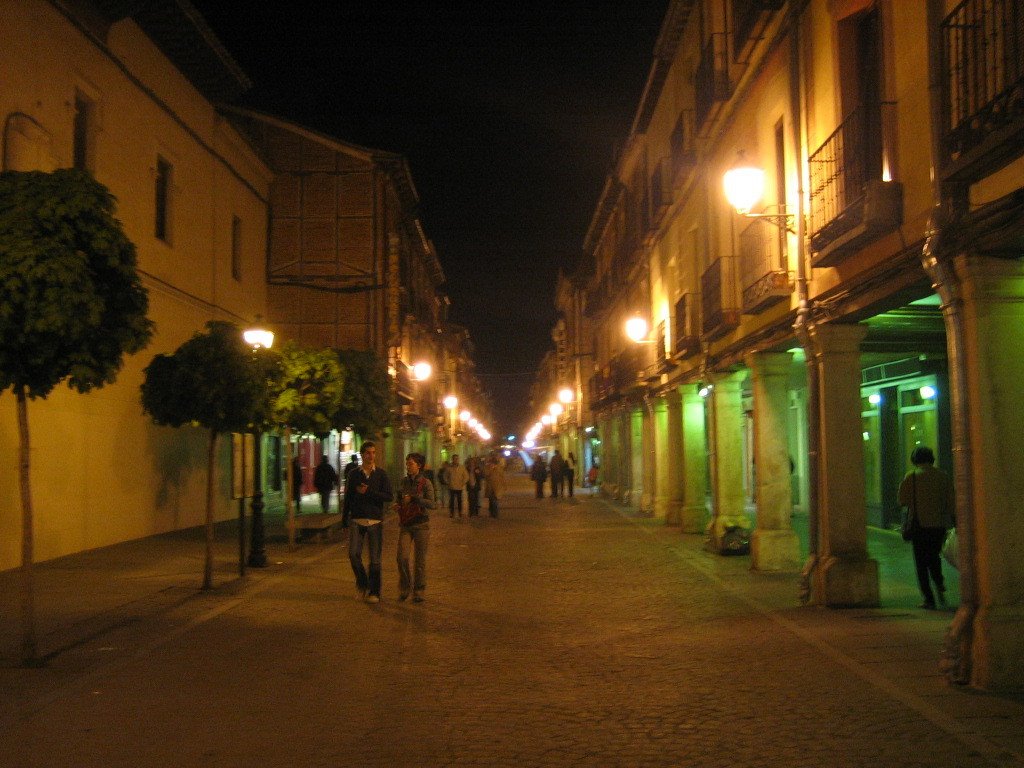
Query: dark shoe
[[398, 591, 409, 602], [412, 593, 424, 603], [937, 588, 947, 606]]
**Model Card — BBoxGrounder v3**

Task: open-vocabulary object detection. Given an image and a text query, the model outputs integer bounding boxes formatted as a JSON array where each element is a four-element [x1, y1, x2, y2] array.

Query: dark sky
[[190, 1, 666, 435]]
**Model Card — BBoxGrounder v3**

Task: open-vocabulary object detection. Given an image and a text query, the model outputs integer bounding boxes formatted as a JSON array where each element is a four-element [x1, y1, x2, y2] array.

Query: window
[[72, 90, 95, 172], [231, 216, 242, 281], [155, 156, 172, 243]]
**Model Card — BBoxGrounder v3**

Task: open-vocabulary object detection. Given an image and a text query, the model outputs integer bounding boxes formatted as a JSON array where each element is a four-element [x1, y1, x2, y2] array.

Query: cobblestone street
[[2, 477, 1022, 768]]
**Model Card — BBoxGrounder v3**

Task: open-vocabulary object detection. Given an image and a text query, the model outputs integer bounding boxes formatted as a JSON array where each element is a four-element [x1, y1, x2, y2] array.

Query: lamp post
[[243, 324, 274, 568]]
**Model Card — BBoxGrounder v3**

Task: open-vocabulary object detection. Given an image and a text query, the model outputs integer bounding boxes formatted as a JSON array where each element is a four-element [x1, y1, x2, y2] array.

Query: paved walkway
[[1, 476, 1021, 768]]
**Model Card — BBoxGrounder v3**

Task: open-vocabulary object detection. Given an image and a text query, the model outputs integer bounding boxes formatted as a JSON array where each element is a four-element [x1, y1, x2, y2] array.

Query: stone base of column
[[634, 490, 653, 516], [750, 529, 801, 572], [679, 504, 706, 534], [970, 604, 1024, 692], [707, 514, 752, 555], [815, 555, 880, 607], [661, 499, 684, 526]]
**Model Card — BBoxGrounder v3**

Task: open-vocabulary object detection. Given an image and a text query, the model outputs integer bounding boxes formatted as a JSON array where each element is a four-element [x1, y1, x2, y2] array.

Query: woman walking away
[[396, 453, 435, 603], [565, 452, 577, 498], [897, 446, 955, 610]]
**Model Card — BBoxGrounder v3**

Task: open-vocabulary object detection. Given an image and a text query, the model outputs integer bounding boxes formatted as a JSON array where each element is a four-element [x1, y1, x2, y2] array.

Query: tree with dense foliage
[[140, 321, 269, 589], [0, 169, 154, 665], [333, 348, 394, 438], [270, 341, 344, 545]]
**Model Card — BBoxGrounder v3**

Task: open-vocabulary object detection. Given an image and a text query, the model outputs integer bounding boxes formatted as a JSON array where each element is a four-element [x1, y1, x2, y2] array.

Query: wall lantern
[[549, 402, 563, 417], [624, 315, 650, 343], [412, 361, 433, 381], [443, 395, 458, 410], [459, 409, 471, 422], [722, 151, 794, 232], [558, 387, 574, 404]]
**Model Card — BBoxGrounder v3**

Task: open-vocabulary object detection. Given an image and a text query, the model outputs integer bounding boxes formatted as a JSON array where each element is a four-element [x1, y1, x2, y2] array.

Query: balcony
[[738, 218, 791, 314], [669, 109, 697, 186], [732, 0, 785, 62], [673, 293, 701, 358], [695, 33, 731, 131], [941, 0, 1024, 181], [808, 102, 903, 266], [701, 257, 741, 341], [648, 158, 673, 235]]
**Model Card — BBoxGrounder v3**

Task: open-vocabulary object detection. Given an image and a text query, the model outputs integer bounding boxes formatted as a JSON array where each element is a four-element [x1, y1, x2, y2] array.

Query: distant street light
[[244, 322, 274, 569], [558, 387, 574, 404]]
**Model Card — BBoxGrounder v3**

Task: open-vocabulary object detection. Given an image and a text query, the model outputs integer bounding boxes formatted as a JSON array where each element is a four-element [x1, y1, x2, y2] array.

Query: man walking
[[313, 454, 338, 512], [346, 442, 393, 603], [446, 454, 469, 520], [548, 450, 566, 498]]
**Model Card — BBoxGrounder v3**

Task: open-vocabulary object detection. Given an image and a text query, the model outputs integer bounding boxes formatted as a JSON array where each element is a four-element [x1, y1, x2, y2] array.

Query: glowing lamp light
[[558, 387, 574, 404], [459, 410, 471, 422], [412, 361, 433, 381], [920, 385, 937, 400], [868, 393, 882, 406], [624, 315, 649, 343], [723, 158, 765, 214], [698, 384, 713, 398], [523, 439, 536, 449], [243, 327, 274, 349], [468, 417, 479, 428], [541, 414, 552, 425], [549, 402, 563, 417], [443, 395, 458, 410]]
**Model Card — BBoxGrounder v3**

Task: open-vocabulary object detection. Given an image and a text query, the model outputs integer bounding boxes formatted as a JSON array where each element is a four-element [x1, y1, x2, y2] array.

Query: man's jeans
[[448, 489, 464, 516], [397, 522, 429, 597], [349, 522, 383, 597]]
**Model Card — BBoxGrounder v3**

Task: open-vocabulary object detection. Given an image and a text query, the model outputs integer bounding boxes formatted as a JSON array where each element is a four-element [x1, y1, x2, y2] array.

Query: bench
[[291, 513, 345, 543]]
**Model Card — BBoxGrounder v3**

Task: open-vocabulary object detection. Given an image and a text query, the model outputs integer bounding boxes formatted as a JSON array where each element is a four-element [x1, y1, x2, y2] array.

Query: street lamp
[[625, 315, 653, 344], [722, 151, 794, 232], [244, 321, 274, 568], [412, 361, 432, 381], [558, 387, 574, 404]]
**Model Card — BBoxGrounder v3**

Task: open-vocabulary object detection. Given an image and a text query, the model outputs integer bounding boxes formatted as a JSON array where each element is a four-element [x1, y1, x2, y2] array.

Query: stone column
[[679, 385, 707, 533], [706, 371, 750, 553], [663, 388, 685, 525], [810, 323, 878, 607], [652, 396, 671, 520], [746, 352, 801, 571], [629, 406, 645, 509], [955, 254, 1024, 691]]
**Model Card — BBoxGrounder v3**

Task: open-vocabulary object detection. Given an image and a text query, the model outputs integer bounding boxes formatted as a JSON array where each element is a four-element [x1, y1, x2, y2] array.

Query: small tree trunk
[[203, 429, 217, 590], [17, 386, 40, 666], [284, 426, 296, 550]]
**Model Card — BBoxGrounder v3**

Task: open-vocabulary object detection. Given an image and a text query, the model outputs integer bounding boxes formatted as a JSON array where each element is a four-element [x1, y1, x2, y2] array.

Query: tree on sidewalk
[[270, 341, 344, 546], [140, 321, 270, 589], [0, 169, 154, 666], [333, 348, 393, 438]]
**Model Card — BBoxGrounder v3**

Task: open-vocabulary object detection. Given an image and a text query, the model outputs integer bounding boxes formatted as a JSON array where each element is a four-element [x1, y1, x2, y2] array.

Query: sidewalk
[[1, 477, 1021, 767]]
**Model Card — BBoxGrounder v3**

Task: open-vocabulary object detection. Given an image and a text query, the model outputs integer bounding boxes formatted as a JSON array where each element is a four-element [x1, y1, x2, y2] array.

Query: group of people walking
[[291, 445, 507, 604], [434, 454, 504, 520], [529, 449, 577, 499]]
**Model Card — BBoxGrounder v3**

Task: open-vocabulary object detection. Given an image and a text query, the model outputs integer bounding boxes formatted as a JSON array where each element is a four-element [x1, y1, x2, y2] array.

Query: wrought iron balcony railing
[[808, 101, 901, 263], [941, 0, 1024, 178], [738, 218, 791, 314], [701, 257, 741, 340]]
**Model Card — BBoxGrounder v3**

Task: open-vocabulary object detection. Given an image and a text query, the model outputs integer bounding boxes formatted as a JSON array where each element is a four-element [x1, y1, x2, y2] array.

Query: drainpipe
[[923, 0, 976, 686], [784, 4, 819, 604]]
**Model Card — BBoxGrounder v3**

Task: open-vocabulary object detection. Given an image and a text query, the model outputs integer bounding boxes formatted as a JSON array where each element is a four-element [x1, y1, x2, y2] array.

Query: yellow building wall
[[0, 1, 271, 570]]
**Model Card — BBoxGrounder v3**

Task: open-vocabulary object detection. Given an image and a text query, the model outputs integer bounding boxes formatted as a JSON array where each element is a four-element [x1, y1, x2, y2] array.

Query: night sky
[[190, 1, 667, 435]]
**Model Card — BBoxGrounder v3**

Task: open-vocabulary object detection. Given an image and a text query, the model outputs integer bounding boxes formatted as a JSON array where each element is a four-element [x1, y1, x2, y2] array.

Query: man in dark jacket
[[313, 455, 338, 513], [548, 450, 566, 498], [530, 456, 548, 499], [346, 441, 393, 603]]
